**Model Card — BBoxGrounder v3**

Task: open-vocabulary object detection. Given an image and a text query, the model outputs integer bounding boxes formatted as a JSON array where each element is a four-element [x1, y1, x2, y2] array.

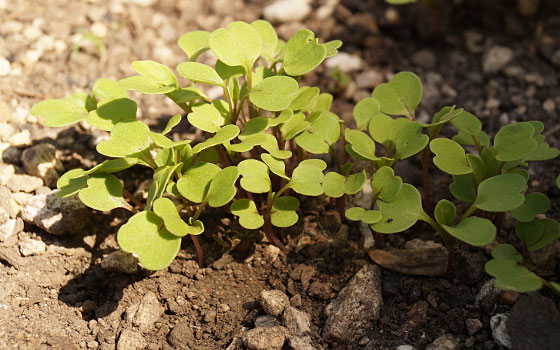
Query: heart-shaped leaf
[[84, 158, 140, 176], [295, 111, 340, 154], [450, 111, 482, 135], [230, 133, 268, 153], [494, 122, 538, 162], [249, 76, 299, 111], [345, 129, 376, 161], [280, 112, 309, 140], [289, 87, 320, 111], [146, 163, 183, 210], [96, 120, 151, 157], [450, 174, 476, 203], [230, 199, 264, 230], [269, 109, 293, 127], [31, 92, 94, 127], [271, 196, 299, 227], [177, 62, 224, 86], [119, 60, 177, 94], [177, 162, 221, 203], [153, 197, 191, 237], [371, 72, 422, 117], [57, 169, 88, 197], [192, 125, 240, 153], [187, 103, 225, 133], [78, 173, 126, 211], [261, 153, 289, 179], [178, 30, 210, 61], [443, 216, 496, 246], [512, 192, 550, 222], [515, 220, 544, 248], [241, 117, 270, 137], [524, 142, 560, 161], [283, 29, 327, 76], [92, 78, 129, 101], [353, 97, 382, 130], [117, 211, 181, 271], [215, 60, 245, 80], [345, 207, 382, 224], [475, 173, 527, 212], [395, 121, 429, 160], [86, 98, 138, 131], [368, 114, 410, 150], [238, 159, 271, 193], [251, 20, 278, 63], [162, 114, 182, 135], [485, 257, 543, 292], [290, 159, 326, 196], [530, 219, 560, 251], [491, 244, 523, 262], [370, 166, 402, 203], [167, 87, 207, 104], [209, 21, 262, 70], [206, 166, 240, 207], [430, 138, 472, 175], [371, 184, 422, 233], [434, 199, 456, 226], [260, 134, 292, 159], [322, 170, 367, 198]]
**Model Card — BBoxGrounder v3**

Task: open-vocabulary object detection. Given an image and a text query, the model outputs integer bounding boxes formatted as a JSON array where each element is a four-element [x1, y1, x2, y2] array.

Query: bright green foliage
[[371, 184, 422, 233], [117, 211, 181, 271], [295, 111, 340, 154], [31, 92, 94, 127], [206, 166, 240, 207], [177, 162, 221, 203], [283, 30, 327, 76], [231, 199, 264, 229], [270, 196, 299, 227], [434, 199, 456, 226], [208, 21, 262, 71], [494, 122, 538, 161], [475, 174, 527, 212], [353, 97, 381, 130], [177, 62, 224, 86], [238, 159, 270, 193], [92, 78, 129, 101], [261, 153, 289, 179], [153, 198, 192, 237], [290, 87, 320, 111], [251, 20, 278, 63], [450, 174, 476, 203], [371, 72, 422, 118], [187, 103, 225, 133], [443, 217, 496, 246], [370, 166, 402, 202], [191, 125, 240, 153], [290, 159, 327, 196], [96, 121, 151, 157], [395, 121, 429, 160], [430, 138, 472, 175], [345, 207, 382, 224], [178, 30, 210, 61], [119, 60, 178, 94], [78, 174, 126, 211], [345, 129, 376, 161], [87, 98, 137, 131], [322, 170, 366, 198], [250, 76, 299, 111], [147, 164, 183, 210]]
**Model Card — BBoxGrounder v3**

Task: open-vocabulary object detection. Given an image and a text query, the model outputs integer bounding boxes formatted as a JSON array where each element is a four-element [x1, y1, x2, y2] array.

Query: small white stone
[[9, 129, 31, 147], [90, 22, 108, 38], [23, 26, 42, 41], [19, 238, 46, 257], [543, 99, 556, 114], [35, 35, 55, 52], [325, 52, 364, 73], [483, 46, 514, 73], [0, 218, 23, 242], [264, 0, 312, 24], [0, 57, 11, 76], [490, 313, 511, 348], [54, 40, 68, 54]]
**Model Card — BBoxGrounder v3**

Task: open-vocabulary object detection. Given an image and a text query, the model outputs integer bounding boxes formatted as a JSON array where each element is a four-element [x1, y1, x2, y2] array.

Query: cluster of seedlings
[[31, 20, 560, 294]]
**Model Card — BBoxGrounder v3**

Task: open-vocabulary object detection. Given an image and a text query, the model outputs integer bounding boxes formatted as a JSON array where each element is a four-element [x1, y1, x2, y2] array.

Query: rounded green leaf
[[146, 164, 183, 210], [57, 169, 88, 197], [96, 120, 151, 157], [78, 173, 126, 211], [289, 87, 320, 111], [230, 199, 264, 230], [371, 184, 422, 233], [279, 112, 309, 140], [372, 72, 422, 117], [430, 138, 472, 175], [290, 159, 327, 196], [345, 129, 376, 161], [368, 114, 410, 149], [450, 174, 476, 203], [491, 244, 523, 262], [238, 159, 271, 194], [230, 133, 267, 153], [92, 78, 129, 101], [260, 134, 292, 159], [269, 109, 293, 127], [475, 174, 527, 212], [84, 158, 139, 176], [261, 153, 289, 179], [443, 217, 496, 246], [325, 40, 342, 58], [395, 121, 429, 160], [131, 60, 177, 87], [86, 98, 138, 131], [524, 142, 560, 161], [512, 192, 551, 222], [117, 211, 181, 271], [450, 111, 481, 136], [345, 207, 382, 225], [353, 97, 381, 130], [295, 111, 340, 154], [31, 93, 92, 127], [177, 62, 224, 86], [207, 166, 240, 207], [271, 196, 300, 227], [434, 199, 456, 226], [119, 75, 176, 94], [187, 103, 224, 133], [153, 197, 190, 237], [177, 162, 221, 203], [370, 166, 402, 203], [283, 29, 327, 76], [178, 30, 210, 61], [485, 258, 543, 292], [191, 125, 240, 153], [324, 170, 367, 198], [494, 122, 538, 162], [209, 21, 262, 69], [251, 20, 278, 62], [241, 117, 270, 137], [249, 76, 299, 111], [515, 220, 544, 247]]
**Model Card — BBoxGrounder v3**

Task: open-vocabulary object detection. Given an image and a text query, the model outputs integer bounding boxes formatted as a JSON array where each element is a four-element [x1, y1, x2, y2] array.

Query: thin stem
[[190, 235, 204, 267], [122, 189, 144, 211], [472, 134, 483, 155], [329, 145, 342, 172], [192, 200, 207, 221], [421, 147, 431, 213], [460, 203, 478, 222], [223, 85, 235, 124]]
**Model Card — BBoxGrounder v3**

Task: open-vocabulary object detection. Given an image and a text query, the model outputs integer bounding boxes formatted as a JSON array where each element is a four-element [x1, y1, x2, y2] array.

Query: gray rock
[[322, 265, 382, 343], [483, 46, 514, 73], [168, 321, 193, 348], [282, 306, 311, 336], [475, 279, 501, 313], [243, 326, 286, 350], [411, 49, 436, 70], [0, 217, 23, 242], [255, 315, 276, 328], [20, 190, 89, 235], [125, 291, 162, 331], [21, 143, 64, 187], [263, 0, 311, 24], [490, 313, 511, 348], [19, 238, 46, 256], [286, 335, 314, 350], [325, 52, 364, 73], [259, 290, 290, 316], [465, 318, 483, 336], [101, 250, 138, 274], [396, 345, 417, 350], [117, 329, 146, 350], [7, 174, 43, 193], [425, 334, 460, 350]]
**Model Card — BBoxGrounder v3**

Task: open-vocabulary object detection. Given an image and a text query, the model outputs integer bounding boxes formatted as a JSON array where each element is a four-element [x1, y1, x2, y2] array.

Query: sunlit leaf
[[230, 199, 264, 229], [283, 29, 327, 76], [443, 217, 496, 246], [371, 72, 422, 117]]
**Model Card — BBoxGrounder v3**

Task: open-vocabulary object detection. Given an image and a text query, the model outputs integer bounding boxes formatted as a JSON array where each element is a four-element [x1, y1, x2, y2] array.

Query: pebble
[[19, 238, 46, 256], [543, 98, 556, 114], [0, 218, 24, 242], [475, 279, 501, 313], [254, 315, 276, 328], [0, 122, 15, 141], [101, 250, 138, 274], [23, 26, 42, 41], [0, 57, 10, 76], [325, 52, 364, 73], [307, 281, 332, 300], [243, 326, 286, 350], [286, 335, 314, 350], [411, 49, 436, 70], [322, 265, 383, 343], [490, 313, 511, 348], [7, 174, 43, 193], [117, 329, 146, 350], [9, 130, 32, 147], [263, 244, 281, 262], [167, 321, 193, 348], [124, 291, 162, 331], [0, 143, 22, 163], [396, 346, 417, 350], [21, 143, 64, 188], [282, 306, 311, 336], [259, 290, 290, 317], [425, 334, 460, 350], [0, 164, 15, 185], [20, 190, 89, 235], [465, 318, 484, 336], [356, 70, 383, 89], [0, 206, 7, 224], [482, 46, 514, 73], [90, 22, 108, 38], [263, 0, 311, 24]]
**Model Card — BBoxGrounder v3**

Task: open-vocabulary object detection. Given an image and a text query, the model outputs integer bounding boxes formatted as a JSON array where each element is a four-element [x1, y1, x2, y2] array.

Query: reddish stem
[[264, 220, 285, 249], [190, 235, 204, 268]]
